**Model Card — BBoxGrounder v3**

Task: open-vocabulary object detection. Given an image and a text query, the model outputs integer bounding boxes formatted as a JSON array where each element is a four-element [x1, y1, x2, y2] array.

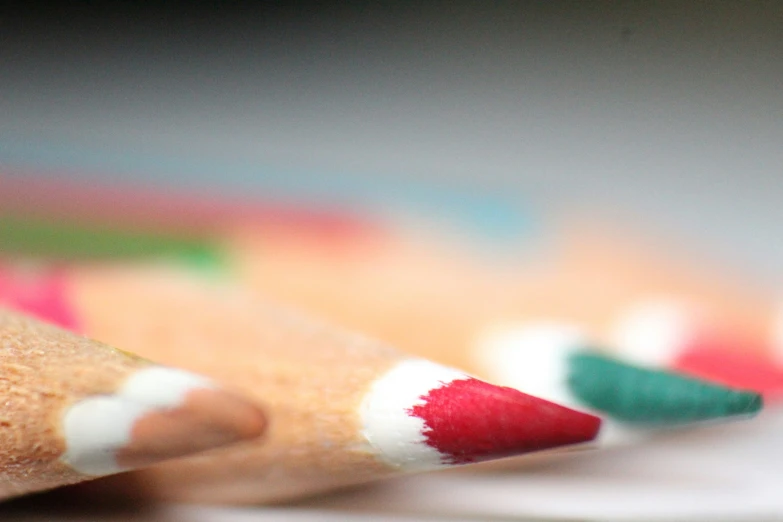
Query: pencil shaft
[[53, 264, 599, 504], [0, 309, 266, 500], [67, 265, 421, 502], [0, 310, 145, 497]]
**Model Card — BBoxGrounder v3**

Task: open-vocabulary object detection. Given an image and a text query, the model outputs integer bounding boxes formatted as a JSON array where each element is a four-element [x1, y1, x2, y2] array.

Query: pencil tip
[[674, 344, 783, 401], [61, 367, 266, 476], [412, 377, 603, 464], [728, 388, 763, 415], [567, 351, 764, 425], [361, 359, 600, 471]]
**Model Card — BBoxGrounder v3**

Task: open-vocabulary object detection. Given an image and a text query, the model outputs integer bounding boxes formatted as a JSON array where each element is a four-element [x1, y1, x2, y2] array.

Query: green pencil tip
[[566, 350, 764, 426], [727, 389, 763, 416]]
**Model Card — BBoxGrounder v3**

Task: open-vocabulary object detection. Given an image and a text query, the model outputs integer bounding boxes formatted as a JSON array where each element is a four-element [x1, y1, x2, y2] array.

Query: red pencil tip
[[675, 346, 783, 402], [409, 378, 602, 464]]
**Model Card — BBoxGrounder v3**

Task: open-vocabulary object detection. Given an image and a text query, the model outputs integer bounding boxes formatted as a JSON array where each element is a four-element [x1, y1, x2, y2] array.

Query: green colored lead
[[0, 215, 227, 272], [566, 350, 763, 425]]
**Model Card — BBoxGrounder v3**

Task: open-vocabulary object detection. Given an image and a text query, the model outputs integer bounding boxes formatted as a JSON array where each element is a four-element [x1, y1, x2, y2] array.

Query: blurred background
[[1, 1, 782, 274], [1, 2, 783, 520]]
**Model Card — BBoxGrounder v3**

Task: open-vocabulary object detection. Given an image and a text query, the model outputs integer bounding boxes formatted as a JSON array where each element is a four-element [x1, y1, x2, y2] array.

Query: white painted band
[[360, 359, 468, 471], [60, 366, 214, 476]]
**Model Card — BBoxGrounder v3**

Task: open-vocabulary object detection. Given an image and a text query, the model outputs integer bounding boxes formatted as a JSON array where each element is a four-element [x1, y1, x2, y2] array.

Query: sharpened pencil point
[[567, 351, 764, 425], [361, 359, 600, 471], [410, 377, 602, 464], [611, 300, 783, 399], [673, 345, 783, 401], [726, 388, 763, 415], [475, 323, 765, 427]]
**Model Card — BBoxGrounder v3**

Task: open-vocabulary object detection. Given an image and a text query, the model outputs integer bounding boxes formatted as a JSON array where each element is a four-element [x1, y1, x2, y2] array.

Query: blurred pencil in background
[[1, 174, 780, 378], [0, 175, 769, 426]]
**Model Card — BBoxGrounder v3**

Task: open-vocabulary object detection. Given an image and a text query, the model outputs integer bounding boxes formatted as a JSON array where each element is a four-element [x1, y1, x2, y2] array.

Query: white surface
[[360, 359, 468, 471], [60, 366, 213, 475], [307, 407, 783, 521]]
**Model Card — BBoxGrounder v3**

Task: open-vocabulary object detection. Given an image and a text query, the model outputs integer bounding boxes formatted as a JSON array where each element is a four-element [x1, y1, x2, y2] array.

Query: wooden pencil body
[[67, 266, 405, 503], [0, 311, 146, 498], [0, 308, 268, 502], [62, 264, 602, 503]]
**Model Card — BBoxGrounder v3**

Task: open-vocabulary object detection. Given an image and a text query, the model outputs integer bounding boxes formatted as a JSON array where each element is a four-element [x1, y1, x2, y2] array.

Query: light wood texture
[[67, 265, 403, 504], [0, 310, 144, 499]]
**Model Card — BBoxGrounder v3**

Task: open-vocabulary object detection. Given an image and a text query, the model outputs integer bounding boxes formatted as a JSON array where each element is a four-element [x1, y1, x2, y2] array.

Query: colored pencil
[[475, 322, 761, 444], [0, 177, 777, 402], [0, 256, 759, 444], [611, 299, 783, 400], [0, 307, 266, 501], [0, 176, 774, 348], [0, 262, 601, 504], [226, 219, 782, 410], [235, 219, 783, 403]]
